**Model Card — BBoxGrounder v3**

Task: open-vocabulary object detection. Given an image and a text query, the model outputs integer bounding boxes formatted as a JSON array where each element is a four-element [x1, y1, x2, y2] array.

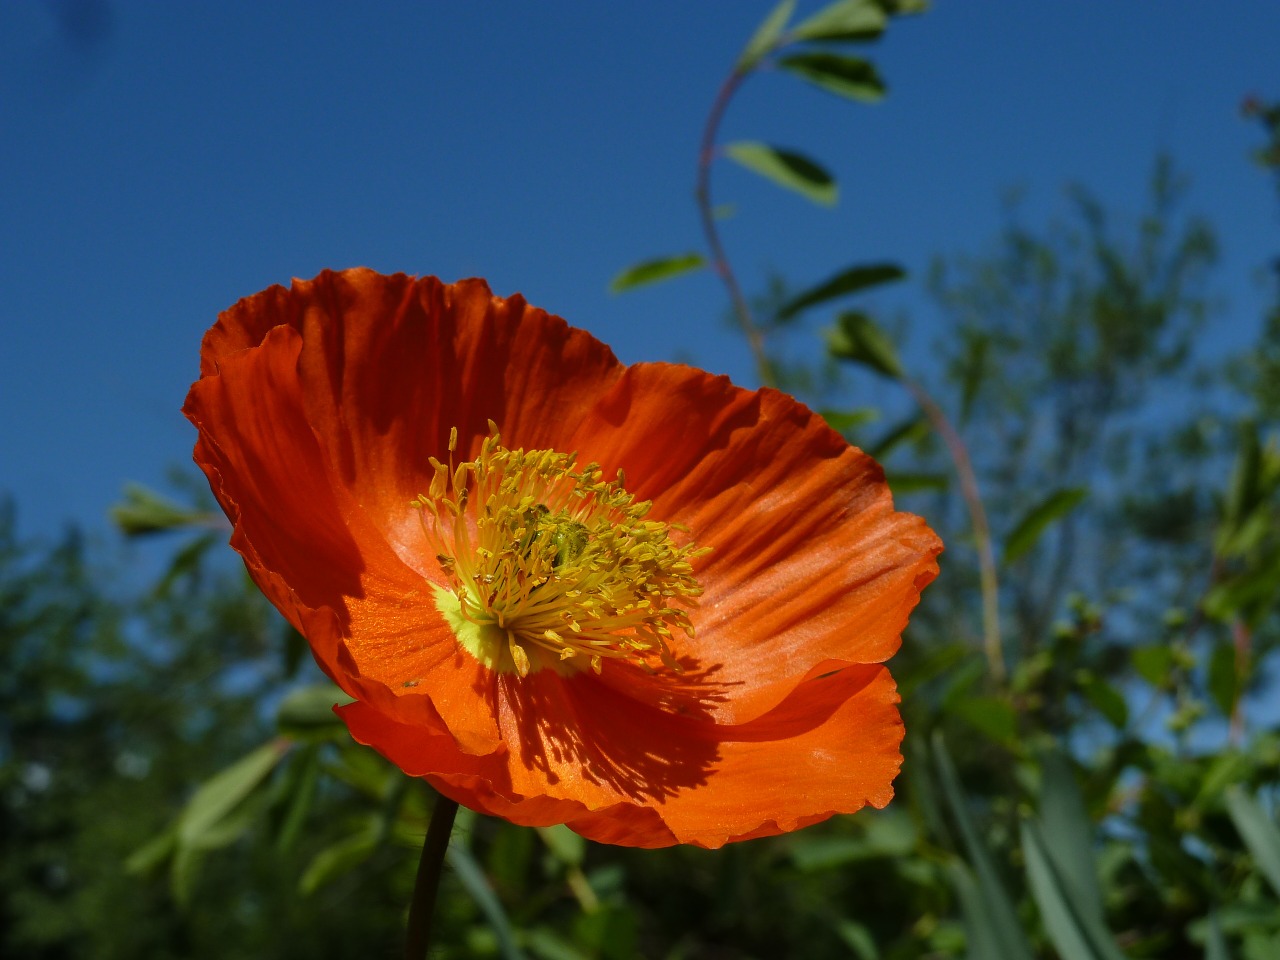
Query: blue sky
[[2, 0, 1277, 541]]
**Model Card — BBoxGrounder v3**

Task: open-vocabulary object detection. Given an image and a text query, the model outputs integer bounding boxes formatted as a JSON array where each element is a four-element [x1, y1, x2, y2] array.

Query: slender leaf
[[949, 861, 1021, 960], [738, 0, 795, 69], [110, 482, 218, 537], [275, 744, 321, 853], [932, 733, 1035, 960], [834, 918, 880, 960], [1226, 786, 1280, 899], [299, 821, 379, 895], [276, 682, 352, 740], [1079, 674, 1128, 728], [868, 414, 929, 459], [1207, 641, 1240, 718], [1004, 487, 1088, 563], [1021, 821, 1128, 960], [950, 695, 1016, 744], [1039, 752, 1106, 925], [724, 141, 837, 206], [608, 253, 706, 293], [779, 52, 885, 102], [884, 472, 949, 493], [958, 332, 989, 425], [177, 741, 284, 848], [791, 0, 887, 43], [125, 828, 177, 876], [538, 824, 586, 867], [778, 262, 904, 319], [827, 310, 903, 378], [449, 840, 528, 960], [819, 406, 880, 435], [1204, 910, 1232, 960]]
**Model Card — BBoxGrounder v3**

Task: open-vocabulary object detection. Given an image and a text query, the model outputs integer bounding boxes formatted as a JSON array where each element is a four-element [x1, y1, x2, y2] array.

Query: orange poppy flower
[[184, 268, 941, 849]]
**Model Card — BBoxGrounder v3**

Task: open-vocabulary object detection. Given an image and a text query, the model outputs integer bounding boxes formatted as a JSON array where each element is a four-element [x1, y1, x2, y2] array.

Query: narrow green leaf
[[537, 824, 586, 867], [449, 841, 528, 960], [1133, 645, 1175, 687], [950, 695, 1017, 744], [1193, 751, 1252, 810], [276, 682, 353, 740], [275, 745, 321, 854], [1038, 752, 1107, 926], [1079, 675, 1128, 728], [778, 262, 904, 320], [125, 828, 177, 876], [958, 333, 990, 425], [1221, 422, 1261, 537], [110, 482, 218, 537], [791, 0, 887, 42], [779, 52, 885, 102], [724, 141, 837, 206], [1204, 910, 1232, 960], [949, 861, 1021, 960], [177, 742, 284, 848], [868, 414, 929, 459], [827, 310, 903, 379], [932, 733, 1035, 960], [1207, 641, 1240, 718], [1021, 820, 1128, 960], [884, 472, 949, 493], [1004, 487, 1088, 563], [524, 928, 592, 960], [299, 821, 379, 896], [738, 0, 796, 69], [819, 406, 880, 435], [608, 253, 706, 293], [1226, 786, 1280, 899], [834, 918, 880, 960], [169, 844, 204, 909]]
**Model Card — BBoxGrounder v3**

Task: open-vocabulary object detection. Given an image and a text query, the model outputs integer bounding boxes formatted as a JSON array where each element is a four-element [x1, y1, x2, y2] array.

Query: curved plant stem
[[404, 793, 460, 960], [696, 65, 777, 388], [904, 379, 1004, 684]]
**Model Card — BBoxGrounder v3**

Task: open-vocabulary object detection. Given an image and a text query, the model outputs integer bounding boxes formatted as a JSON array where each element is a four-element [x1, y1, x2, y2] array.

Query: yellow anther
[[416, 428, 707, 677]]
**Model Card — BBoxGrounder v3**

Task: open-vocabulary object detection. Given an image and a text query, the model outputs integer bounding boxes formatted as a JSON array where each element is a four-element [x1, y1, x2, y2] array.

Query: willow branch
[[695, 65, 777, 387]]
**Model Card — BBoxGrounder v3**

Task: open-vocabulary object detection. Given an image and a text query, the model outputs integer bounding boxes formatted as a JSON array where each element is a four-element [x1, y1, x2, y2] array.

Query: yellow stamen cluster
[[415, 424, 707, 677]]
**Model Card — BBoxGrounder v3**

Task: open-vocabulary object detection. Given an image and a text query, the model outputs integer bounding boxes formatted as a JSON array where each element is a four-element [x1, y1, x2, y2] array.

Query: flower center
[[415, 425, 706, 678]]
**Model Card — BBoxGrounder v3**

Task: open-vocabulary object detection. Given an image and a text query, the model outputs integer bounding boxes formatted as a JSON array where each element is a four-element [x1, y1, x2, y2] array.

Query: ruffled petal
[[185, 320, 505, 752], [340, 661, 900, 849], [566, 362, 941, 723]]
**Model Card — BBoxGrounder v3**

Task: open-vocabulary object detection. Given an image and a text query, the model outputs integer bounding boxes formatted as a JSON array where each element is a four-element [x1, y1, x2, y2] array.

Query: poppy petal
[[339, 660, 900, 848], [566, 362, 941, 723]]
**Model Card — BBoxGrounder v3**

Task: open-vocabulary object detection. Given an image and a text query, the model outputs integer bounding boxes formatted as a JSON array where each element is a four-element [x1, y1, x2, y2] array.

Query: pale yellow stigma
[[414, 423, 707, 678]]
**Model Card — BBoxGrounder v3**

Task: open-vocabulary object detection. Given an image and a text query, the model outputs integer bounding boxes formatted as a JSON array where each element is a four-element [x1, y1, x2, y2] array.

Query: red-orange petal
[[340, 661, 902, 849], [562, 362, 941, 724]]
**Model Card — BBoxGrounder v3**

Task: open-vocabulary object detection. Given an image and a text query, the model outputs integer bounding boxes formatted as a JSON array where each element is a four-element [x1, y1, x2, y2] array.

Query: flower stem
[[404, 792, 459, 960], [696, 64, 777, 388], [904, 378, 1004, 684]]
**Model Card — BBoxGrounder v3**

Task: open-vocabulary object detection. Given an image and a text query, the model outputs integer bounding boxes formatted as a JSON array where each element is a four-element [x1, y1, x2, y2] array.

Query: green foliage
[[778, 52, 886, 102], [827, 310, 904, 378], [607, 254, 706, 293], [1004, 487, 1088, 564], [777, 262, 905, 321], [723, 141, 838, 206]]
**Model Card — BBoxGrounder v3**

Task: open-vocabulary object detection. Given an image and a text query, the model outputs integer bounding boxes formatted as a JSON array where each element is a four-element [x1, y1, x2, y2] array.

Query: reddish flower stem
[[904, 379, 1005, 684], [696, 65, 778, 388], [1230, 618, 1251, 746], [404, 793, 459, 960]]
